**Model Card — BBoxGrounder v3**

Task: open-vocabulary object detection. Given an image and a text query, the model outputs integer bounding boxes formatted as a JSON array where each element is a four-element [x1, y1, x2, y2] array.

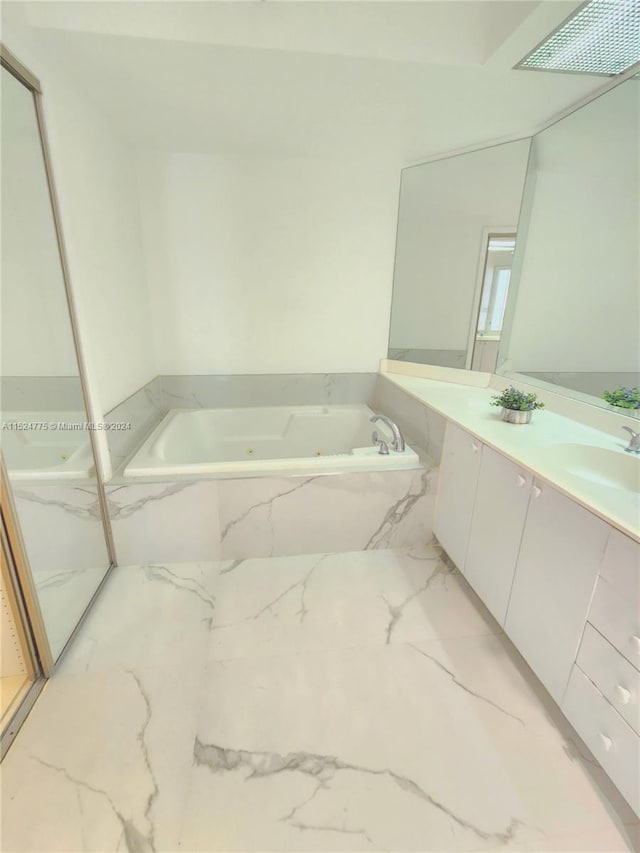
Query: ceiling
[[2, 1, 611, 163]]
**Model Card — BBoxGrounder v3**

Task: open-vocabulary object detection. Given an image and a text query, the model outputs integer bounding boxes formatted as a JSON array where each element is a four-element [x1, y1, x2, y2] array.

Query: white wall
[[389, 140, 530, 352], [136, 153, 400, 375], [506, 80, 639, 374], [1, 67, 78, 377], [1, 10, 156, 413]]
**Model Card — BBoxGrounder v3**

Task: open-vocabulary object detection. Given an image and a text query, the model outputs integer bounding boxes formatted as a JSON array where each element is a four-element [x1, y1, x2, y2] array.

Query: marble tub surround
[[11, 483, 112, 659], [218, 467, 433, 559], [105, 467, 434, 564], [105, 480, 221, 565], [373, 373, 447, 463], [3, 547, 638, 852], [380, 366, 640, 540], [104, 376, 164, 473], [160, 372, 378, 410]]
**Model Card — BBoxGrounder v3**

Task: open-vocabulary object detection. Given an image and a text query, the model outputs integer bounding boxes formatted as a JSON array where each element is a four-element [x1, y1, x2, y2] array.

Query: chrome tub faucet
[[370, 414, 405, 452], [622, 426, 640, 453]]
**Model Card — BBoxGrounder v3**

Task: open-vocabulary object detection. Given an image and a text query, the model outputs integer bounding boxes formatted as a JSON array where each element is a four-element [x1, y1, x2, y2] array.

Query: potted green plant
[[491, 386, 545, 424], [602, 387, 640, 418]]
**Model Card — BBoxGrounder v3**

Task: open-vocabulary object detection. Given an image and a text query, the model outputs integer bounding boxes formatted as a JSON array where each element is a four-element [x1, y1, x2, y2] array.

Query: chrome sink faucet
[[370, 414, 405, 452], [622, 426, 640, 453]]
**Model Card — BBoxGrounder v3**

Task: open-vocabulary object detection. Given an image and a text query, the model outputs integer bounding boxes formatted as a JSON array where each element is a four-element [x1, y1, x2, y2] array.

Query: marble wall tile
[[159, 373, 378, 410], [0, 376, 86, 411], [104, 376, 165, 474], [218, 467, 435, 560], [372, 374, 447, 462], [106, 480, 221, 565], [11, 483, 111, 659]]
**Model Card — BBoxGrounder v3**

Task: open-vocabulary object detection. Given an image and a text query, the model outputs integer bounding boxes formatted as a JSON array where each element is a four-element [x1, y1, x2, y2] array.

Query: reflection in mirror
[[388, 139, 530, 371], [499, 74, 640, 414], [0, 62, 111, 660], [471, 234, 516, 372]]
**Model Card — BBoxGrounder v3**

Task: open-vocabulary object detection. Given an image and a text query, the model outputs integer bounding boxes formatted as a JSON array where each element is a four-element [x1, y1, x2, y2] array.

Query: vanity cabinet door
[[434, 422, 482, 570], [465, 447, 532, 626], [504, 480, 610, 704]]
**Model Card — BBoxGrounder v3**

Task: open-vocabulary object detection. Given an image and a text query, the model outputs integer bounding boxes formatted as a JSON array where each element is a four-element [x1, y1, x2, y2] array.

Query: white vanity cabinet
[[504, 480, 610, 703], [464, 446, 532, 625], [434, 422, 482, 570]]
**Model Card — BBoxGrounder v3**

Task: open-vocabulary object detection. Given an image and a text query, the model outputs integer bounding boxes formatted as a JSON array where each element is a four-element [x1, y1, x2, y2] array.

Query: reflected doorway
[[469, 232, 516, 373]]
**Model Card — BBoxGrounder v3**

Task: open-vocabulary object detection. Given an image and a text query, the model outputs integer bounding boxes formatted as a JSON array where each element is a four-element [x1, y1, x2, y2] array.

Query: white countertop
[[383, 371, 640, 542]]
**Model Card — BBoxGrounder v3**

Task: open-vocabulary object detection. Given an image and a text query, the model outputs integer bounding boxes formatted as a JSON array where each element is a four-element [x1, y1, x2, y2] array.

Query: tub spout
[[370, 414, 405, 452]]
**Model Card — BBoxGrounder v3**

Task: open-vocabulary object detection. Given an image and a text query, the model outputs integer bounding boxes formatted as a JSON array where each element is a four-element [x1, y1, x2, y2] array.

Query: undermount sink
[[542, 444, 640, 494]]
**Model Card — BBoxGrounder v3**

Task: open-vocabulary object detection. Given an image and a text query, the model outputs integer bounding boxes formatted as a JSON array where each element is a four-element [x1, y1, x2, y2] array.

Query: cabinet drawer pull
[[532, 485, 542, 498], [471, 442, 480, 454], [517, 474, 527, 487], [615, 685, 631, 705], [599, 734, 613, 752]]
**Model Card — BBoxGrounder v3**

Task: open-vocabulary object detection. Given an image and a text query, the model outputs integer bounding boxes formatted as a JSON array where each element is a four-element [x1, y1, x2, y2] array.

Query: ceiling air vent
[[515, 0, 640, 76]]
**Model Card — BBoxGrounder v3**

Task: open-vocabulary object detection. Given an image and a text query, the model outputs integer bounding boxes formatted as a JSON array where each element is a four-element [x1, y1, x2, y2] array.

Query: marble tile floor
[[1, 545, 638, 852]]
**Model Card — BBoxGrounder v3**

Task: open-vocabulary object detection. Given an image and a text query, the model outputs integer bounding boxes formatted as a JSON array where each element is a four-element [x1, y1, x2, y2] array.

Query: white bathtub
[[124, 405, 419, 477], [1, 411, 95, 481]]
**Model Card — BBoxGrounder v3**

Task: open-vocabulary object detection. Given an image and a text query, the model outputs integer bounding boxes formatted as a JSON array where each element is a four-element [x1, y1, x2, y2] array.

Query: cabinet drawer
[[589, 575, 640, 671], [562, 666, 640, 816], [577, 623, 640, 734]]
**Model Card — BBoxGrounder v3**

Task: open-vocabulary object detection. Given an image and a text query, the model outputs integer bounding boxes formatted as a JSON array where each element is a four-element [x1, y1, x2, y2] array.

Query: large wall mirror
[[1, 53, 112, 661], [499, 74, 640, 412], [388, 72, 639, 417], [388, 139, 531, 373]]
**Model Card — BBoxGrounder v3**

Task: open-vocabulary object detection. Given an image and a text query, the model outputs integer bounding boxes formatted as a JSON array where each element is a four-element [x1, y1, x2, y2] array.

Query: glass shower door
[[1, 51, 113, 663]]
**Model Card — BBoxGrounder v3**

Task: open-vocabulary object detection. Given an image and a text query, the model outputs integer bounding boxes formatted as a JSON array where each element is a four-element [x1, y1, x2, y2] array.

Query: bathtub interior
[[1, 411, 95, 480], [124, 405, 420, 476], [154, 406, 381, 463]]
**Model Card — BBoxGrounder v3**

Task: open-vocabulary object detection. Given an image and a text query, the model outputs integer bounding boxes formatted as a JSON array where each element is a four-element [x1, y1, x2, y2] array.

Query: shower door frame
[[0, 457, 49, 757]]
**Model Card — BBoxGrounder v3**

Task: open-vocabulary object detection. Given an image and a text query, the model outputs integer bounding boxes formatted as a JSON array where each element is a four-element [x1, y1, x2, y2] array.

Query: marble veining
[[381, 552, 453, 643], [220, 476, 321, 544], [408, 643, 525, 725], [218, 469, 435, 559], [142, 564, 216, 613], [13, 485, 103, 521], [2, 546, 637, 852], [364, 469, 428, 549], [106, 466, 433, 565], [106, 481, 197, 520], [192, 738, 525, 846]]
